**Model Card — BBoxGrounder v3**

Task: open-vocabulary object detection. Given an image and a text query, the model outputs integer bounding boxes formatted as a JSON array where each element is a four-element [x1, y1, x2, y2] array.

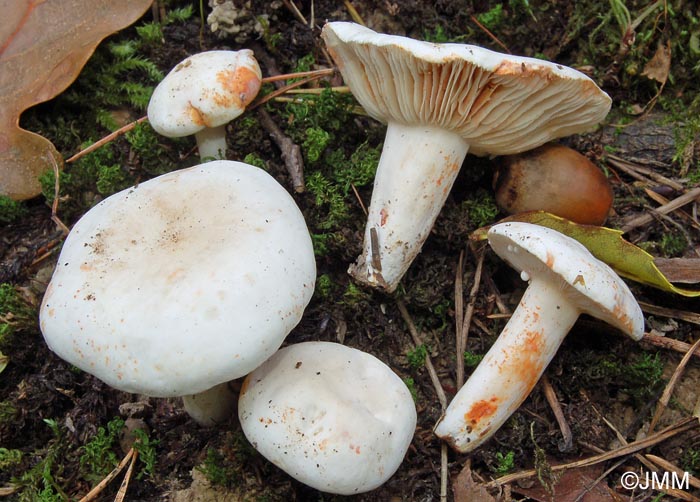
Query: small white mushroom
[[40, 160, 316, 426], [147, 50, 262, 160], [238, 341, 417, 495], [321, 22, 612, 292], [434, 222, 644, 452]]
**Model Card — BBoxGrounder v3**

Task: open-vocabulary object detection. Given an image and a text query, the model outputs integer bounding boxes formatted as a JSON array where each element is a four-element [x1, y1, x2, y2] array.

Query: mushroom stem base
[[349, 123, 469, 292], [182, 382, 236, 427], [434, 278, 579, 452], [195, 125, 228, 161]]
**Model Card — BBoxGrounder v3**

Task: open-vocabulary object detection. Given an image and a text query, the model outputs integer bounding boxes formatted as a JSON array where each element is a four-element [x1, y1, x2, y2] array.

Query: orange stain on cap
[[217, 66, 261, 108]]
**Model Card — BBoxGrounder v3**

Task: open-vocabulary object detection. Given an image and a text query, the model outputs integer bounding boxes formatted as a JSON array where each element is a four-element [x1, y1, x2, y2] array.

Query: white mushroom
[[238, 341, 417, 495], [147, 50, 262, 160], [39, 160, 316, 426], [434, 222, 644, 452], [321, 22, 612, 292]]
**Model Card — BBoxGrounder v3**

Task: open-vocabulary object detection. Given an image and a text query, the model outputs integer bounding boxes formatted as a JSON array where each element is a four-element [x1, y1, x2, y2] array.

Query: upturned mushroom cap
[[321, 22, 611, 156], [238, 341, 417, 495], [147, 50, 261, 138], [487, 222, 644, 339], [40, 160, 316, 398]]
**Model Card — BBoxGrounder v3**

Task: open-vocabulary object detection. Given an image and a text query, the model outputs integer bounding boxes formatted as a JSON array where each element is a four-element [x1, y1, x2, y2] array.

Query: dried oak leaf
[[0, 0, 153, 200]]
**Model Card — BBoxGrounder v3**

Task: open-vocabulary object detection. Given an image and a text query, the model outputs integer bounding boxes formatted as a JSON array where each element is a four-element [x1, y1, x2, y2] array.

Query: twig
[[639, 301, 700, 325], [350, 183, 368, 216], [395, 299, 447, 409], [78, 448, 135, 502], [281, 0, 307, 24], [646, 454, 700, 490], [469, 15, 510, 53], [487, 417, 698, 488], [66, 116, 148, 164], [642, 332, 700, 359], [48, 154, 69, 236], [114, 449, 138, 502], [455, 251, 465, 386], [648, 336, 700, 433], [343, 0, 366, 26], [251, 73, 333, 109], [621, 186, 700, 233], [440, 443, 448, 502], [256, 109, 305, 193], [605, 154, 684, 190], [458, 245, 485, 387], [261, 68, 335, 84], [541, 374, 573, 452]]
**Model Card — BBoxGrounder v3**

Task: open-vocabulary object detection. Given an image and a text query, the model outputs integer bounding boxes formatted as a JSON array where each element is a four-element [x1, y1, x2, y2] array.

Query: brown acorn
[[493, 143, 614, 225]]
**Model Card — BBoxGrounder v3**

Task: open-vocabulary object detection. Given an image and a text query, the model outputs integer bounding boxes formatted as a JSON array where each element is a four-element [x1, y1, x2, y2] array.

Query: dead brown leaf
[[453, 461, 496, 502], [641, 40, 671, 85], [511, 464, 620, 502], [0, 0, 153, 200], [655, 258, 700, 284]]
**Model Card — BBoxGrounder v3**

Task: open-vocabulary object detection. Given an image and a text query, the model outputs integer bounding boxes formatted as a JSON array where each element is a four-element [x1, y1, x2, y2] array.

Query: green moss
[[407, 344, 428, 370], [477, 4, 505, 30], [133, 428, 158, 479], [243, 153, 266, 169], [79, 417, 124, 481], [342, 282, 369, 306], [464, 351, 484, 368], [0, 283, 36, 342], [0, 448, 22, 470], [403, 377, 418, 402], [462, 189, 499, 229], [0, 196, 26, 224], [198, 448, 238, 487], [493, 450, 515, 476], [303, 127, 331, 163], [316, 274, 334, 299], [659, 232, 688, 257]]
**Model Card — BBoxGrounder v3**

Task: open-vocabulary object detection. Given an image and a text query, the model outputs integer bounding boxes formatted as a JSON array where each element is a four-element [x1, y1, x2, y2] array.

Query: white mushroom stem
[[434, 275, 579, 453], [195, 125, 227, 160], [182, 382, 237, 427], [349, 123, 469, 291]]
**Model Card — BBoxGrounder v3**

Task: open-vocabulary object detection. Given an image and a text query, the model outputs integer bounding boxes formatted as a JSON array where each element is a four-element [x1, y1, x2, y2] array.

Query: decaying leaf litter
[[1, 0, 700, 500]]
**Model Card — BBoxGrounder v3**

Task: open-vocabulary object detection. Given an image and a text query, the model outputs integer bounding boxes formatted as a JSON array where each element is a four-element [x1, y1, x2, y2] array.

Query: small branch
[[66, 116, 148, 164], [78, 448, 135, 502], [48, 154, 69, 236], [541, 374, 573, 452], [487, 418, 698, 488], [256, 108, 305, 193], [648, 336, 700, 433], [469, 15, 510, 53], [395, 299, 447, 410], [621, 186, 700, 233], [642, 332, 700, 359]]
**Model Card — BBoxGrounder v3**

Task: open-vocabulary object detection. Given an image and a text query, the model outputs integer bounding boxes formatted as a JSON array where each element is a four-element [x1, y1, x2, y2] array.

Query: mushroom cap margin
[[487, 222, 644, 339]]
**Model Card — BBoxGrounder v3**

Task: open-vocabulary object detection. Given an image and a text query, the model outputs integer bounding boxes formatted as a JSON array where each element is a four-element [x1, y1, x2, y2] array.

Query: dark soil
[[2, 1, 700, 501]]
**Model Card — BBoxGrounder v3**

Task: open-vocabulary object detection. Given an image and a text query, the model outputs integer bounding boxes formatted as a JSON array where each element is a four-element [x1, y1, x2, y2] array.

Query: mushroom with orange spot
[[147, 50, 261, 160], [39, 160, 316, 427], [321, 22, 612, 292], [434, 222, 643, 452], [238, 341, 416, 495]]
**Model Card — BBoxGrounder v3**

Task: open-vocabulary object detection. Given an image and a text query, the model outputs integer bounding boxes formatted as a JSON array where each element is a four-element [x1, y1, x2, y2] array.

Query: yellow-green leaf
[[472, 211, 700, 297]]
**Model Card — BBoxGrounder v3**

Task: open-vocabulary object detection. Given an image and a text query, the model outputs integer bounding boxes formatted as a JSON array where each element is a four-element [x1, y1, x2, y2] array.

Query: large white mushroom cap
[[40, 161, 316, 398], [238, 341, 417, 495], [147, 50, 262, 138], [322, 22, 611, 156]]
